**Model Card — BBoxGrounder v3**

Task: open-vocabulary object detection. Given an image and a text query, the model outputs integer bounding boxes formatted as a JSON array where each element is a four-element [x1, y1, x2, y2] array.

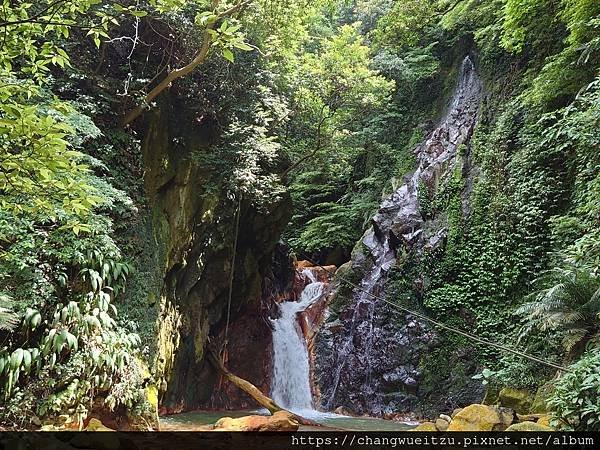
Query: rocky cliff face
[[314, 56, 483, 417], [139, 97, 292, 413]]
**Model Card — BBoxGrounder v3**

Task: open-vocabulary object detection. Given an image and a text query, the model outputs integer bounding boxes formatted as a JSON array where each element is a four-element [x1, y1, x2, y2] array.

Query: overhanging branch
[[121, 0, 254, 126]]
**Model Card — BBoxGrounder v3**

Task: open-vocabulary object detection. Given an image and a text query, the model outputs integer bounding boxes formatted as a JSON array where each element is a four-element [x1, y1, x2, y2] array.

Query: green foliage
[[373, 0, 438, 50], [517, 265, 600, 354], [561, 0, 600, 48], [544, 78, 600, 269], [0, 0, 120, 228], [0, 98, 105, 226], [282, 19, 406, 257], [500, 0, 561, 53], [548, 349, 600, 430], [506, 0, 600, 110], [293, 198, 369, 254], [0, 170, 149, 425], [0, 24, 149, 419]]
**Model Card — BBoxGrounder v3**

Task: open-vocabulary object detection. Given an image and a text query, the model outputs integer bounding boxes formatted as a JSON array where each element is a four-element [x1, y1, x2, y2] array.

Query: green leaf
[[222, 49, 234, 63], [22, 350, 32, 372], [232, 41, 253, 51], [10, 348, 24, 370]]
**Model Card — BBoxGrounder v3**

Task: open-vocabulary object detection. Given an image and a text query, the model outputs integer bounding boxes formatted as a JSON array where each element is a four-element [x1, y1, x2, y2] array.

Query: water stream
[[270, 269, 324, 415], [160, 409, 415, 431]]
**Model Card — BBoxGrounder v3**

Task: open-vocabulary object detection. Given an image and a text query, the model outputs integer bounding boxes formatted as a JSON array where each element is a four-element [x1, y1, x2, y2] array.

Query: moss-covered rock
[[506, 421, 553, 431], [530, 383, 554, 414], [447, 404, 514, 431], [498, 387, 534, 414], [85, 418, 115, 431], [516, 413, 544, 422]]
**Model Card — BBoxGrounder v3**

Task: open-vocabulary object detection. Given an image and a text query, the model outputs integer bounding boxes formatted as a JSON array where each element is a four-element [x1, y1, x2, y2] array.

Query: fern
[[517, 264, 600, 354]]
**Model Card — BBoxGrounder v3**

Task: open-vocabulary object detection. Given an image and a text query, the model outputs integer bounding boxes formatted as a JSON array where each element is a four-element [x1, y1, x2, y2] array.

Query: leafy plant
[[472, 368, 496, 386], [548, 349, 600, 430], [517, 265, 600, 354]]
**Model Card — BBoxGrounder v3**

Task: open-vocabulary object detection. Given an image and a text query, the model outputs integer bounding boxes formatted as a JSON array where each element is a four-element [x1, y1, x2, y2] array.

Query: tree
[[0, 0, 117, 225], [282, 23, 394, 175], [372, 0, 438, 50]]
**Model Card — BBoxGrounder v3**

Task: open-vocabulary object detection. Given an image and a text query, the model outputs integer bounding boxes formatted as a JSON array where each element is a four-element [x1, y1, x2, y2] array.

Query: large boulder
[[213, 411, 299, 431], [498, 388, 533, 414], [506, 421, 553, 431], [447, 404, 514, 431]]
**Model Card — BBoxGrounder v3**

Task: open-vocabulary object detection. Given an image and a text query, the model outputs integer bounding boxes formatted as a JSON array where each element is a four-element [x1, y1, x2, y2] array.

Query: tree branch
[[0, 0, 70, 27], [207, 344, 282, 415], [121, 0, 254, 126]]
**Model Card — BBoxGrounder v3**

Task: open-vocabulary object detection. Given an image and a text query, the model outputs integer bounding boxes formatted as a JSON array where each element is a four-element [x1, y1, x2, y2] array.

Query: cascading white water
[[270, 270, 324, 413]]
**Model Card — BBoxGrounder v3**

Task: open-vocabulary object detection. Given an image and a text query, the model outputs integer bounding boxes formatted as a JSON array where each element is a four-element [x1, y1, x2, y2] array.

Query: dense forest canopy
[[0, 0, 599, 432]]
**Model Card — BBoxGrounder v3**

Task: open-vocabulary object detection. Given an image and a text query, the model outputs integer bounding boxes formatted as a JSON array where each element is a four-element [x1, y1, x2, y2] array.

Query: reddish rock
[[296, 260, 314, 269], [208, 310, 273, 410], [213, 411, 300, 431]]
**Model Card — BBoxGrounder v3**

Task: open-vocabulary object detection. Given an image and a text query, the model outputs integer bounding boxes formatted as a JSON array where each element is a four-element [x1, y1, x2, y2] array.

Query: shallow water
[[160, 409, 416, 431]]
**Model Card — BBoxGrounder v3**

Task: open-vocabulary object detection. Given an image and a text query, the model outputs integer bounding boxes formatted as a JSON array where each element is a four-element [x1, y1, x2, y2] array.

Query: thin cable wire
[[224, 195, 242, 350], [289, 243, 569, 372]]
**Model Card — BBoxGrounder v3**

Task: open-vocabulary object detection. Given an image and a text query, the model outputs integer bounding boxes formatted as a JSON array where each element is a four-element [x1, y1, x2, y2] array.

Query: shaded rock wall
[[139, 97, 292, 412]]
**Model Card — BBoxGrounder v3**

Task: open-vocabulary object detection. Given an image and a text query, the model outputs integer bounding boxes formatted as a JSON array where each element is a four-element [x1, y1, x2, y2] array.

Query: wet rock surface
[[314, 56, 482, 417]]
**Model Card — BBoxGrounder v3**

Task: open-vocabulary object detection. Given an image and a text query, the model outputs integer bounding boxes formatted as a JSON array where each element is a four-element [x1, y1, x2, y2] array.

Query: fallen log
[[207, 345, 282, 415], [207, 345, 320, 427]]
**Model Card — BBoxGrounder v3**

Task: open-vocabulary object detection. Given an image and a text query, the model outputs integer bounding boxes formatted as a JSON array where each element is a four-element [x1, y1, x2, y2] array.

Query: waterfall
[[319, 56, 482, 414], [325, 235, 396, 409], [271, 269, 324, 413]]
